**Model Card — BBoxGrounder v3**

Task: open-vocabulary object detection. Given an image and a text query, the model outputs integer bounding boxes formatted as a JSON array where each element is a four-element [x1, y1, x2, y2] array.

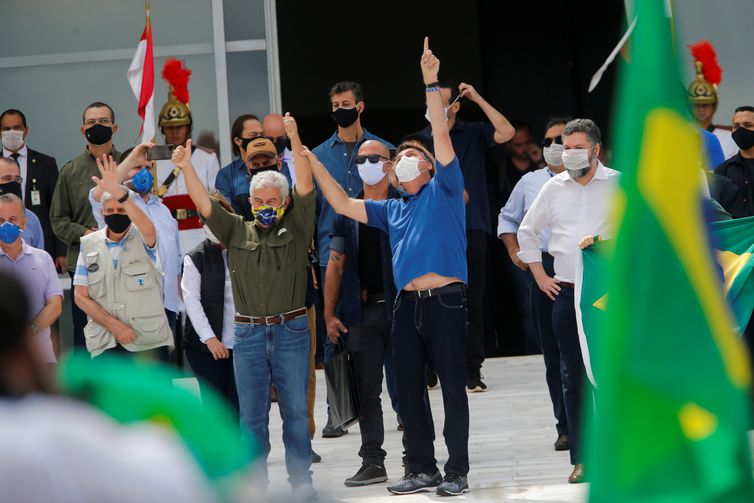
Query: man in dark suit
[[1, 109, 66, 271]]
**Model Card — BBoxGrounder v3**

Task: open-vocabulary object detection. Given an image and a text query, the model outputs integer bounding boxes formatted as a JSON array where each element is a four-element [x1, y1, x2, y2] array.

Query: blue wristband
[[425, 86, 440, 93]]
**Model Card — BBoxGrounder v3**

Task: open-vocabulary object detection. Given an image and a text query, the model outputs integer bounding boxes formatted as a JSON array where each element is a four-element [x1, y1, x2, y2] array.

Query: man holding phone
[[155, 60, 220, 255]]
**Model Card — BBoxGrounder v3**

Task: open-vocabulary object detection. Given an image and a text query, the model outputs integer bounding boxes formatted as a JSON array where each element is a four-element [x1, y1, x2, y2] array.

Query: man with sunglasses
[[498, 117, 570, 453], [311, 80, 394, 438], [51, 102, 121, 349], [415, 81, 514, 393], [324, 140, 401, 487]]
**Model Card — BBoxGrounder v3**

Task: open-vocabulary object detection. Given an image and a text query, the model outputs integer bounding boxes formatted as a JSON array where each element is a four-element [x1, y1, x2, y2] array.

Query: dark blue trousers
[[552, 286, 586, 465]]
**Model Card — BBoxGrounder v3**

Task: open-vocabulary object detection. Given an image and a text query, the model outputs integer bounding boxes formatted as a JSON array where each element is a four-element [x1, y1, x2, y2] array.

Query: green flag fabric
[[711, 216, 754, 333], [58, 352, 257, 491], [586, 0, 754, 501]]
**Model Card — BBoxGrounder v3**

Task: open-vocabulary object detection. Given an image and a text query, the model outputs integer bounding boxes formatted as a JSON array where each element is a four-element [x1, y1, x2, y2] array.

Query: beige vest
[[81, 227, 173, 357]]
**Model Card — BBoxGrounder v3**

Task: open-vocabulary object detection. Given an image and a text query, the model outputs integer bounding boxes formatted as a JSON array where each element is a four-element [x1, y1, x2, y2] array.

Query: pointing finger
[[423, 36, 429, 53]]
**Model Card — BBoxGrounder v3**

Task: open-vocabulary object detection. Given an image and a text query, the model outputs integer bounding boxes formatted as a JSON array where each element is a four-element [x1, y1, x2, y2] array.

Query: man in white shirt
[[517, 119, 620, 484]]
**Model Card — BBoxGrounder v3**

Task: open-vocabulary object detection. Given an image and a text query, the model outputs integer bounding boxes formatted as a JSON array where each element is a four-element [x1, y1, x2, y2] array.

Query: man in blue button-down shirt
[[498, 117, 569, 453], [416, 82, 514, 392]]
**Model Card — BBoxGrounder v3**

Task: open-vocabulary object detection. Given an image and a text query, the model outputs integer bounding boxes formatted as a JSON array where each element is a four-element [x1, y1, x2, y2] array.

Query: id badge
[[31, 190, 41, 206]]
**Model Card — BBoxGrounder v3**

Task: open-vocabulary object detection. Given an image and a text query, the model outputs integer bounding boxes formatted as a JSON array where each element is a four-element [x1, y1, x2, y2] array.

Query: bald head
[[263, 114, 286, 138], [358, 140, 390, 158]]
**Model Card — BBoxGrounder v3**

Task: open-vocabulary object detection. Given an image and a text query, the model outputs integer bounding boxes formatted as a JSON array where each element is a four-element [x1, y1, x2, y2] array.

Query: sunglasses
[[354, 154, 389, 165], [541, 136, 563, 147]]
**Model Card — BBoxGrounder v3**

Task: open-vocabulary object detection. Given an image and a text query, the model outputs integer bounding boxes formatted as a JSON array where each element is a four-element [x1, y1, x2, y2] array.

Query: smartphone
[[146, 144, 177, 161]]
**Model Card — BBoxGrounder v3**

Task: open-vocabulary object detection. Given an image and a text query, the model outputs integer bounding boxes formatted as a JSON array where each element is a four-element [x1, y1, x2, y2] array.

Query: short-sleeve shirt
[[418, 120, 496, 233], [364, 157, 467, 291], [203, 188, 317, 316], [73, 226, 158, 286], [0, 241, 63, 363]]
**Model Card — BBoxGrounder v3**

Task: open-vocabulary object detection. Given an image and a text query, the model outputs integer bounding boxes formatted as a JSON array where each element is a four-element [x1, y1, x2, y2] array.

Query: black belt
[[403, 282, 465, 300], [171, 209, 200, 220], [234, 307, 308, 325], [559, 282, 575, 289], [362, 291, 386, 304]]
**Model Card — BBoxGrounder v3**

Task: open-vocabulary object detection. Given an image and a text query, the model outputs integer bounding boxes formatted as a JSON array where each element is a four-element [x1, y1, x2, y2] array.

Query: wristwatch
[[117, 188, 132, 204]]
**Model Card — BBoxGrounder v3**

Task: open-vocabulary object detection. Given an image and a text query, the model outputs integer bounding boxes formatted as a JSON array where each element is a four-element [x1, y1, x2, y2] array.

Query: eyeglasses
[[541, 136, 563, 147], [0, 175, 22, 184], [250, 161, 277, 170], [354, 154, 389, 165], [84, 118, 113, 127]]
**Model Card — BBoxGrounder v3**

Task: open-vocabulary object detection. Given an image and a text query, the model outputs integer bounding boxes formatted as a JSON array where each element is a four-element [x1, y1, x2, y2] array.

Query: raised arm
[[458, 83, 514, 144], [301, 148, 367, 224], [92, 142, 154, 202], [93, 155, 156, 248], [422, 37, 455, 166], [170, 139, 212, 218], [283, 113, 314, 196]]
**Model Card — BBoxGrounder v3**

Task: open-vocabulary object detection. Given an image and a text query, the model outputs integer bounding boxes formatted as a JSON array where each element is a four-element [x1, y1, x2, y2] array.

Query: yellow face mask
[[251, 204, 285, 225]]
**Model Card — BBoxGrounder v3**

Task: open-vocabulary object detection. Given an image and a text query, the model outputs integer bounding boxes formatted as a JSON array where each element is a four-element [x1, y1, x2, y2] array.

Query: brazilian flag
[[712, 216, 754, 333], [586, 0, 754, 501]]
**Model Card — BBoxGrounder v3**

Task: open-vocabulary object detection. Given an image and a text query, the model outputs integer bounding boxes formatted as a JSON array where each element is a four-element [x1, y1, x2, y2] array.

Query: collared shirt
[[203, 189, 316, 316], [215, 157, 294, 204], [2, 145, 28, 201], [709, 126, 737, 161], [498, 167, 555, 251], [155, 147, 219, 197], [89, 189, 182, 312], [312, 129, 394, 267], [715, 153, 754, 217], [73, 226, 159, 286], [517, 163, 620, 283], [365, 157, 467, 291], [418, 120, 495, 233], [22, 209, 44, 250], [182, 251, 235, 349], [50, 147, 121, 272], [0, 241, 63, 363]]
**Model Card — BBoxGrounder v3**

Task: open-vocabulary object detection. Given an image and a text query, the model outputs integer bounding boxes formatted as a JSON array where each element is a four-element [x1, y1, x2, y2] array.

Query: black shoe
[[344, 464, 388, 486], [436, 473, 469, 496], [426, 367, 439, 390], [466, 370, 487, 393], [321, 417, 348, 438], [397, 414, 405, 431], [554, 434, 570, 451], [387, 471, 442, 495], [311, 450, 322, 463]]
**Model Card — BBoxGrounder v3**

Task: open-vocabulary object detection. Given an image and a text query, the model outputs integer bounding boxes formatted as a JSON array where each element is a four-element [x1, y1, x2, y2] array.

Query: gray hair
[[0, 193, 25, 213], [562, 118, 602, 146], [249, 170, 289, 200]]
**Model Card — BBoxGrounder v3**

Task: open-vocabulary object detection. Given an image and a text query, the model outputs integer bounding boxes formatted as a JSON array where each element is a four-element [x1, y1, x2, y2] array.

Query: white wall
[[675, 0, 754, 125]]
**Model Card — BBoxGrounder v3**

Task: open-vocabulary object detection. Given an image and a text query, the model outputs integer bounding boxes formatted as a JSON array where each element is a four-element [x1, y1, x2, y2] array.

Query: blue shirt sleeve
[[24, 210, 44, 250], [435, 156, 464, 195], [215, 164, 233, 201], [498, 178, 527, 236], [701, 128, 725, 170], [364, 199, 389, 233]]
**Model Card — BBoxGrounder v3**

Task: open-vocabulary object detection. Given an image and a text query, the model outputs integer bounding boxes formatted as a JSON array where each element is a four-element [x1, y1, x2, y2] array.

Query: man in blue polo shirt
[[303, 38, 470, 497], [415, 79, 514, 392]]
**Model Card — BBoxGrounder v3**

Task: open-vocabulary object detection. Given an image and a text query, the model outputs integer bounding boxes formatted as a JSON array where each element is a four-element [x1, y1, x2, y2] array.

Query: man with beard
[[517, 118, 620, 484]]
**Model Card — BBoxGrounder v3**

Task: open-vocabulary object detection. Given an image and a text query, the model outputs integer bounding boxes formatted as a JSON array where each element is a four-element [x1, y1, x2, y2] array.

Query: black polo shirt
[[714, 153, 754, 216], [417, 120, 496, 233]]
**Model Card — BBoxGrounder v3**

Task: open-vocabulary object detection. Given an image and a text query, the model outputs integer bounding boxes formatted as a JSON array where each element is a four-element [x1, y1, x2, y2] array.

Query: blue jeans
[[233, 315, 312, 487]]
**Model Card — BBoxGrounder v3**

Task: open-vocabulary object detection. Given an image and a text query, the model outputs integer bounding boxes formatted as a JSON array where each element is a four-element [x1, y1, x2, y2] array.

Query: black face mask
[[85, 123, 113, 146], [331, 107, 359, 128], [104, 213, 131, 234], [248, 165, 278, 180], [732, 127, 754, 151], [0, 181, 22, 199], [273, 136, 290, 155]]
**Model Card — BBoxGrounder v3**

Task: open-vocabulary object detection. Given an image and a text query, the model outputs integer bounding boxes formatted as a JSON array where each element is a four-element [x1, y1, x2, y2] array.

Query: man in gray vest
[[73, 148, 173, 358]]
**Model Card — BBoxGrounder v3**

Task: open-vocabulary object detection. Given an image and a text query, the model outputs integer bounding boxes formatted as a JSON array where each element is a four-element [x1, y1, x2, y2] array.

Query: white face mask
[[424, 107, 449, 123], [357, 160, 386, 186], [394, 155, 424, 183], [562, 148, 593, 180], [543, 144, 565, 167], [203, 225, 221, 245], [1, 130, 24, 152]]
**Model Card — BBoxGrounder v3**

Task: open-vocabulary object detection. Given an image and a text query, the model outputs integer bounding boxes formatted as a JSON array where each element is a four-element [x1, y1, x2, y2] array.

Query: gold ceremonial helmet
[[159, 92, 192, 128], [687, 61, 718, 106]]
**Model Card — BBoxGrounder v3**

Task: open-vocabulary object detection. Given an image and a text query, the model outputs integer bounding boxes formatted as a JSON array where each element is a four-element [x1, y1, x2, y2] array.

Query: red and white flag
[[127, 3, 155, 143]]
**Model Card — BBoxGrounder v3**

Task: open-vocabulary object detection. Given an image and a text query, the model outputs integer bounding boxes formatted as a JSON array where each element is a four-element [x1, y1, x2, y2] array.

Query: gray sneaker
[[387, 471, 442, 495], [344, 464, 388, 486], [436, 474, 469, 496]]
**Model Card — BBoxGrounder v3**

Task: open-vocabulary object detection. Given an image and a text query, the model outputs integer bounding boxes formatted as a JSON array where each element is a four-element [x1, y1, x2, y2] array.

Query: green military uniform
[[50, 148, 121, 272], [203, 189, 316, 316]]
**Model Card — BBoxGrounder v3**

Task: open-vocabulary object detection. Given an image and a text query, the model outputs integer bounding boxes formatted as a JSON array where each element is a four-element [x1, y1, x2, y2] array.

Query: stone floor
[[263, 355, 587, 502]]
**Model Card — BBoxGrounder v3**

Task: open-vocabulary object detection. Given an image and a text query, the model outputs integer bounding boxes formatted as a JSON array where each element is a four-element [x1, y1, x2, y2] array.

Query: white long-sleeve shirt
[[517, 163, 620, 282], [181, 250, 235, 349]]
